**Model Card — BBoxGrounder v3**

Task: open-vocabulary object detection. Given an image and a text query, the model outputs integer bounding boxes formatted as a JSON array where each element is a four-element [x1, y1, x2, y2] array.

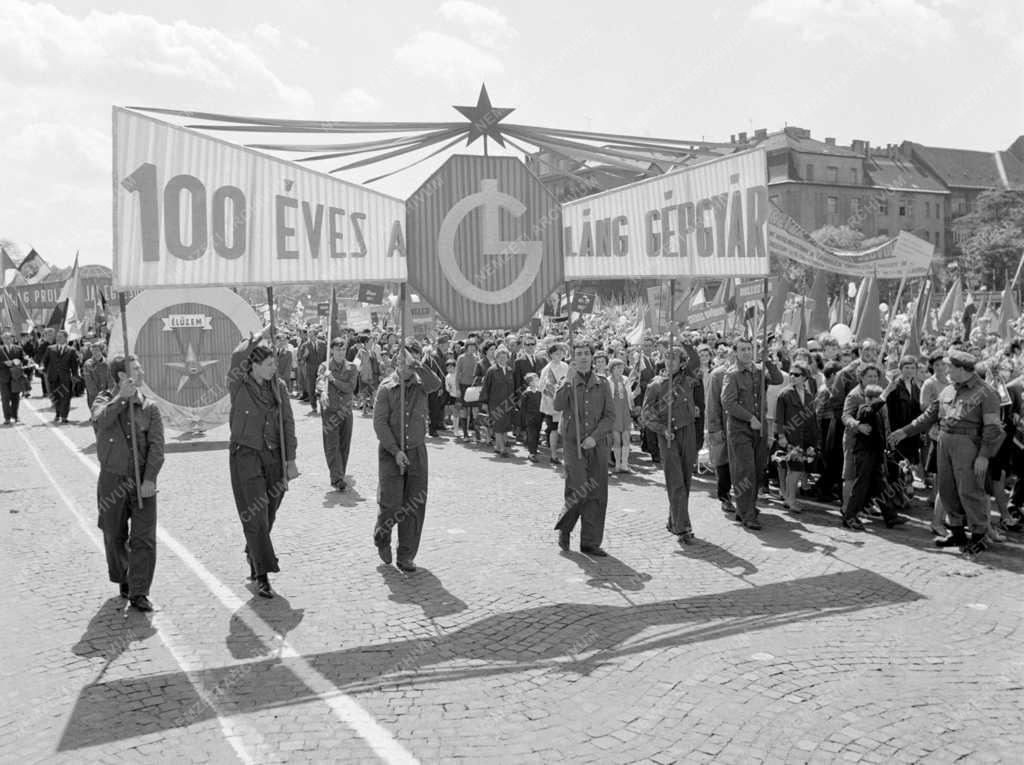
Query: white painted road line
[[23, 402, 420, 765], [15, 420, 259, 765]]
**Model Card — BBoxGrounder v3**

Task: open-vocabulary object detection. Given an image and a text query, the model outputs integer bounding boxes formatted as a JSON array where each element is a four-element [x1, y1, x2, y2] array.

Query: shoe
[[679, 530, 696, 545], [558, 530, 570, 551], [377, 544, 393, 565], [396, 559, 417, 573], [720, 498, 736, 513], [428, 430, 438, 437], [528, 454, 538, 463], [963, 532, 990, 556], [841, 517, 865, 531], [580, 546, 608, 556], [129, 596, 154, 612], [119, 582, 130, 598], [743, 520, 763, 531], [935, 526, 968, 549], [256, 575, 273, 598], [332, 479, 347, 492], [988, 526, 1006, 543], [884, 515, 909, 529]]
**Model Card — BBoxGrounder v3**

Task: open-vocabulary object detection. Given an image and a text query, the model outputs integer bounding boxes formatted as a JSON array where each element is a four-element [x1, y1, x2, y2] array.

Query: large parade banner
[[562, 149, 770, 279], [767, 206, 935, 278], [407, 155, 563, 330], [113, 108, 407, 289]]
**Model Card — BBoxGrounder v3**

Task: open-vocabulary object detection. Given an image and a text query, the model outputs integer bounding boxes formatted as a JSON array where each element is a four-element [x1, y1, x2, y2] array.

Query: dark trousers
[[97, 471, 157, 597], [716, 462, 732, 501], [843, 448, 887, 521], [642, 427, 661, 461], [375, 444, 428, 563], [524, 412, 544, 454], [304, 366, 319, 408], [49, 376, 71, 419], [727, 422, 767, 524], [818, 416, 843, 497], [427, 390, 446, 432], [1010, 446, 1024, 510], [555, 444, 609, 548], [321, 407, 353, 485], [0, 379, 20, 420], [229, 444, 285, 576], [660, 426, 696, 534]]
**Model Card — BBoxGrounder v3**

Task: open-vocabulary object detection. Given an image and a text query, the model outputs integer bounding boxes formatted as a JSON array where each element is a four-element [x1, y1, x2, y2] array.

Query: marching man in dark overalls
[[554, 342, 615, 555], [228, 331, 298, 598], [373, 339, 441, 573], [92, 354, 165, 612]]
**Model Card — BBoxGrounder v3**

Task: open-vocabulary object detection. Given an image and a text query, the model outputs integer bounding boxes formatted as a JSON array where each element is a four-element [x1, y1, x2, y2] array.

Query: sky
[[1, 0, 1022, 270]]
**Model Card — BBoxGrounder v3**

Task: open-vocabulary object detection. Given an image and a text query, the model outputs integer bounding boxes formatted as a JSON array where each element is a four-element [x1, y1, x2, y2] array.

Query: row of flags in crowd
[[1, 247, 106, 338]]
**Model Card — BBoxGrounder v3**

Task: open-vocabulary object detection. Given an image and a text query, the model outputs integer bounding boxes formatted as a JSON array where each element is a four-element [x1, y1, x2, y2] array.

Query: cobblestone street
[[3, 395, 1024, 764]]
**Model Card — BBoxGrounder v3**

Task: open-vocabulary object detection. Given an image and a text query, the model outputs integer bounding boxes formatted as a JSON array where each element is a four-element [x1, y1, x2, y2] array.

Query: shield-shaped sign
[[107, 287, 261, 432], [406, 155, 563, 330]]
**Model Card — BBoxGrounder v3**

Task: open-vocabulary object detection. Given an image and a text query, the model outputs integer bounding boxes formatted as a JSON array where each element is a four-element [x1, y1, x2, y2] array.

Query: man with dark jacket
[[885, 355, 922, 464], [228, 331, 298, 598], [317, 337, 358, 491], [297, 329, 326, 412], [45, 329, 79, 423], [512, 334, 545, 438], [0, 331, 27, 424], [82, 341, 110, 411], [373, 340, 442, 572], [554, 343, 616, 555], [92, 354, 165, 612], [634, 336, 662, 463], [425, 334, 451, 436], [705, 350, 734, 512], [34, 327, 54, 397]]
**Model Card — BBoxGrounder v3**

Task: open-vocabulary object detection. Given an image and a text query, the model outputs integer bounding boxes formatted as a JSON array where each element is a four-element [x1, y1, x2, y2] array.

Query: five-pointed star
[[165, 342, 220, 392], [453, 84, 514, 147]]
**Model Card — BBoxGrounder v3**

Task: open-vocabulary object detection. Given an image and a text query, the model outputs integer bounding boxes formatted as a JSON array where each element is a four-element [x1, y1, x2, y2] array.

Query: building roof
[[753, 128, 864, 159], [902, 141, 1024, 190], [863, 152, 948, 193]]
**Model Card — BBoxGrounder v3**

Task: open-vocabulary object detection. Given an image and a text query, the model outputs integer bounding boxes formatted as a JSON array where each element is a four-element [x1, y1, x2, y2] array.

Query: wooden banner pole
[[118, 292, 144, 511]]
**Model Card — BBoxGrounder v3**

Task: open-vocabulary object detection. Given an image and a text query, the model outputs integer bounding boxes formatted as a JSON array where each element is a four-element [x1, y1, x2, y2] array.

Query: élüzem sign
[[113, 107, 406, 289], [562, 149, 770, 279]]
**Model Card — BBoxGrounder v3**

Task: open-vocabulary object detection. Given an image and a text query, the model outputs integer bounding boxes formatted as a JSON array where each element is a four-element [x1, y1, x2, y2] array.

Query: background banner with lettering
[[767, 206, 935, 277], [562, 149, 770, 279], [113, 107, 407, 289]]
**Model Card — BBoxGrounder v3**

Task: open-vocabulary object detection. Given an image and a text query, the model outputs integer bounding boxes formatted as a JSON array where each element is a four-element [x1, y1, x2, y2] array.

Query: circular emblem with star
[[108, 287, 262, 432]]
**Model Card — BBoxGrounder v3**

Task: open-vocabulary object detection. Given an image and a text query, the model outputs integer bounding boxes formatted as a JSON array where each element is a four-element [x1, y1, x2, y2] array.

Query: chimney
[[851, 139, 866, 154], [825, 137, 836, 146], [754, 128, 768, 139], [730, 134, 736, 144], [738, 131, 748, 142]]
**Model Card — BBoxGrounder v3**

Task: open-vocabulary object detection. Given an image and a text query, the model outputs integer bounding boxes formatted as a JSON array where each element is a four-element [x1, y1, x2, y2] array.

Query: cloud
[[333, 88, 382, 118], [395, 30, 504, 89], [437, 1, 516, 47], [0, 1, 314, 109], [749, 0, 954, 46], [250, 22, 316, 54]]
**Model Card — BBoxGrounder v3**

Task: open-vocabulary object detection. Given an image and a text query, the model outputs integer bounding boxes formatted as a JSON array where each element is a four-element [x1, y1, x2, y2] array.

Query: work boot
[[963, 531, 990, 557], [935, 526, 968, 549]]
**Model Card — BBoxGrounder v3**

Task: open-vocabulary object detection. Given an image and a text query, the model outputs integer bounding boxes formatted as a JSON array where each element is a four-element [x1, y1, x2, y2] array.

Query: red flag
[[0, 247, 17, 275], [763, 277, 791, 332], [855, 277, 882, 342], [997, 281, 1020, 341], [808, 271, 830, 335], [936, 278, 963, 330]]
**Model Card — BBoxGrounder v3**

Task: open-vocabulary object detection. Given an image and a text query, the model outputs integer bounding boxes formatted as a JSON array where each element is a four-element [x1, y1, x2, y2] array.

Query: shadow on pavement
[[676, 538, 759, 578], [379, 566, 468, 618], [563, 551, 652, 594], [57, 568, 923, 751], [226, 593, 305, 659]]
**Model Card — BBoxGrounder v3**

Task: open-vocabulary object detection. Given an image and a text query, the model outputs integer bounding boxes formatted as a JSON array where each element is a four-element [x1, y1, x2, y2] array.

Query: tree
[[953, 189, 1024, 290]]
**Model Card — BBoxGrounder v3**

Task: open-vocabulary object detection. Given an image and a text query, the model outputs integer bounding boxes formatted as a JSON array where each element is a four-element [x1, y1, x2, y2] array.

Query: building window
[[805, 163, 815, 181], [935, 231, 941, 249], [925, 201, 930, 217], [850, 168, 858, 184], [827, 196, 838, 224], [827, 166, 838, 183], [878, 200, 889, 216], [899, 202, 909, 217], [851, 197, 861, 217]]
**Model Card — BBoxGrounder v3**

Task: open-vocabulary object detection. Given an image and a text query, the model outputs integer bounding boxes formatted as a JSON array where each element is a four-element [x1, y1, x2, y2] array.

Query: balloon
[[830, 323, 853, 345], [879, 302, 889, 315], [847, 282, 858, 298]]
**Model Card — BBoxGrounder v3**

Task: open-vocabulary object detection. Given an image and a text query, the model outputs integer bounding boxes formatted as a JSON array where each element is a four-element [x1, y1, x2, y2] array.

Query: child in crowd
[[444, 359, 460, 431], [521, 373, 544, 463]]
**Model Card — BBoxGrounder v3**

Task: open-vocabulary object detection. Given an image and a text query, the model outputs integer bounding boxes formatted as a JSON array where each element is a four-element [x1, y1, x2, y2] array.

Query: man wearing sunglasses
[[513, 334, 545, 439]]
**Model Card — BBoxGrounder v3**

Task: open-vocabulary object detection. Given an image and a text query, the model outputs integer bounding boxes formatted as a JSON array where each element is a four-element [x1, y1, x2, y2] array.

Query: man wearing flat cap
[[373, 338, 442, 572], [889, 350, 1004, 556]]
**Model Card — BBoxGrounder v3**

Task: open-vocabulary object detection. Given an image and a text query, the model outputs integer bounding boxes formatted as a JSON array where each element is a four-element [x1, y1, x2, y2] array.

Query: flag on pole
[[1, 247, 17, 278], [903, 280, 930, 359], [808, 271, 830, 335], [854, 276, 882, 342], [329, 285, 344, 342], [850, 275, 872, 333], [14, 290, 33, 332], [996, 281, 1020, 341], [935, 277, 963, 329], [56, 251, 83, 338], [796, 298, 808, 346], [763, 277, 791, 333], [625, 313, 646, 346], [17, 248, 52, 284]]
